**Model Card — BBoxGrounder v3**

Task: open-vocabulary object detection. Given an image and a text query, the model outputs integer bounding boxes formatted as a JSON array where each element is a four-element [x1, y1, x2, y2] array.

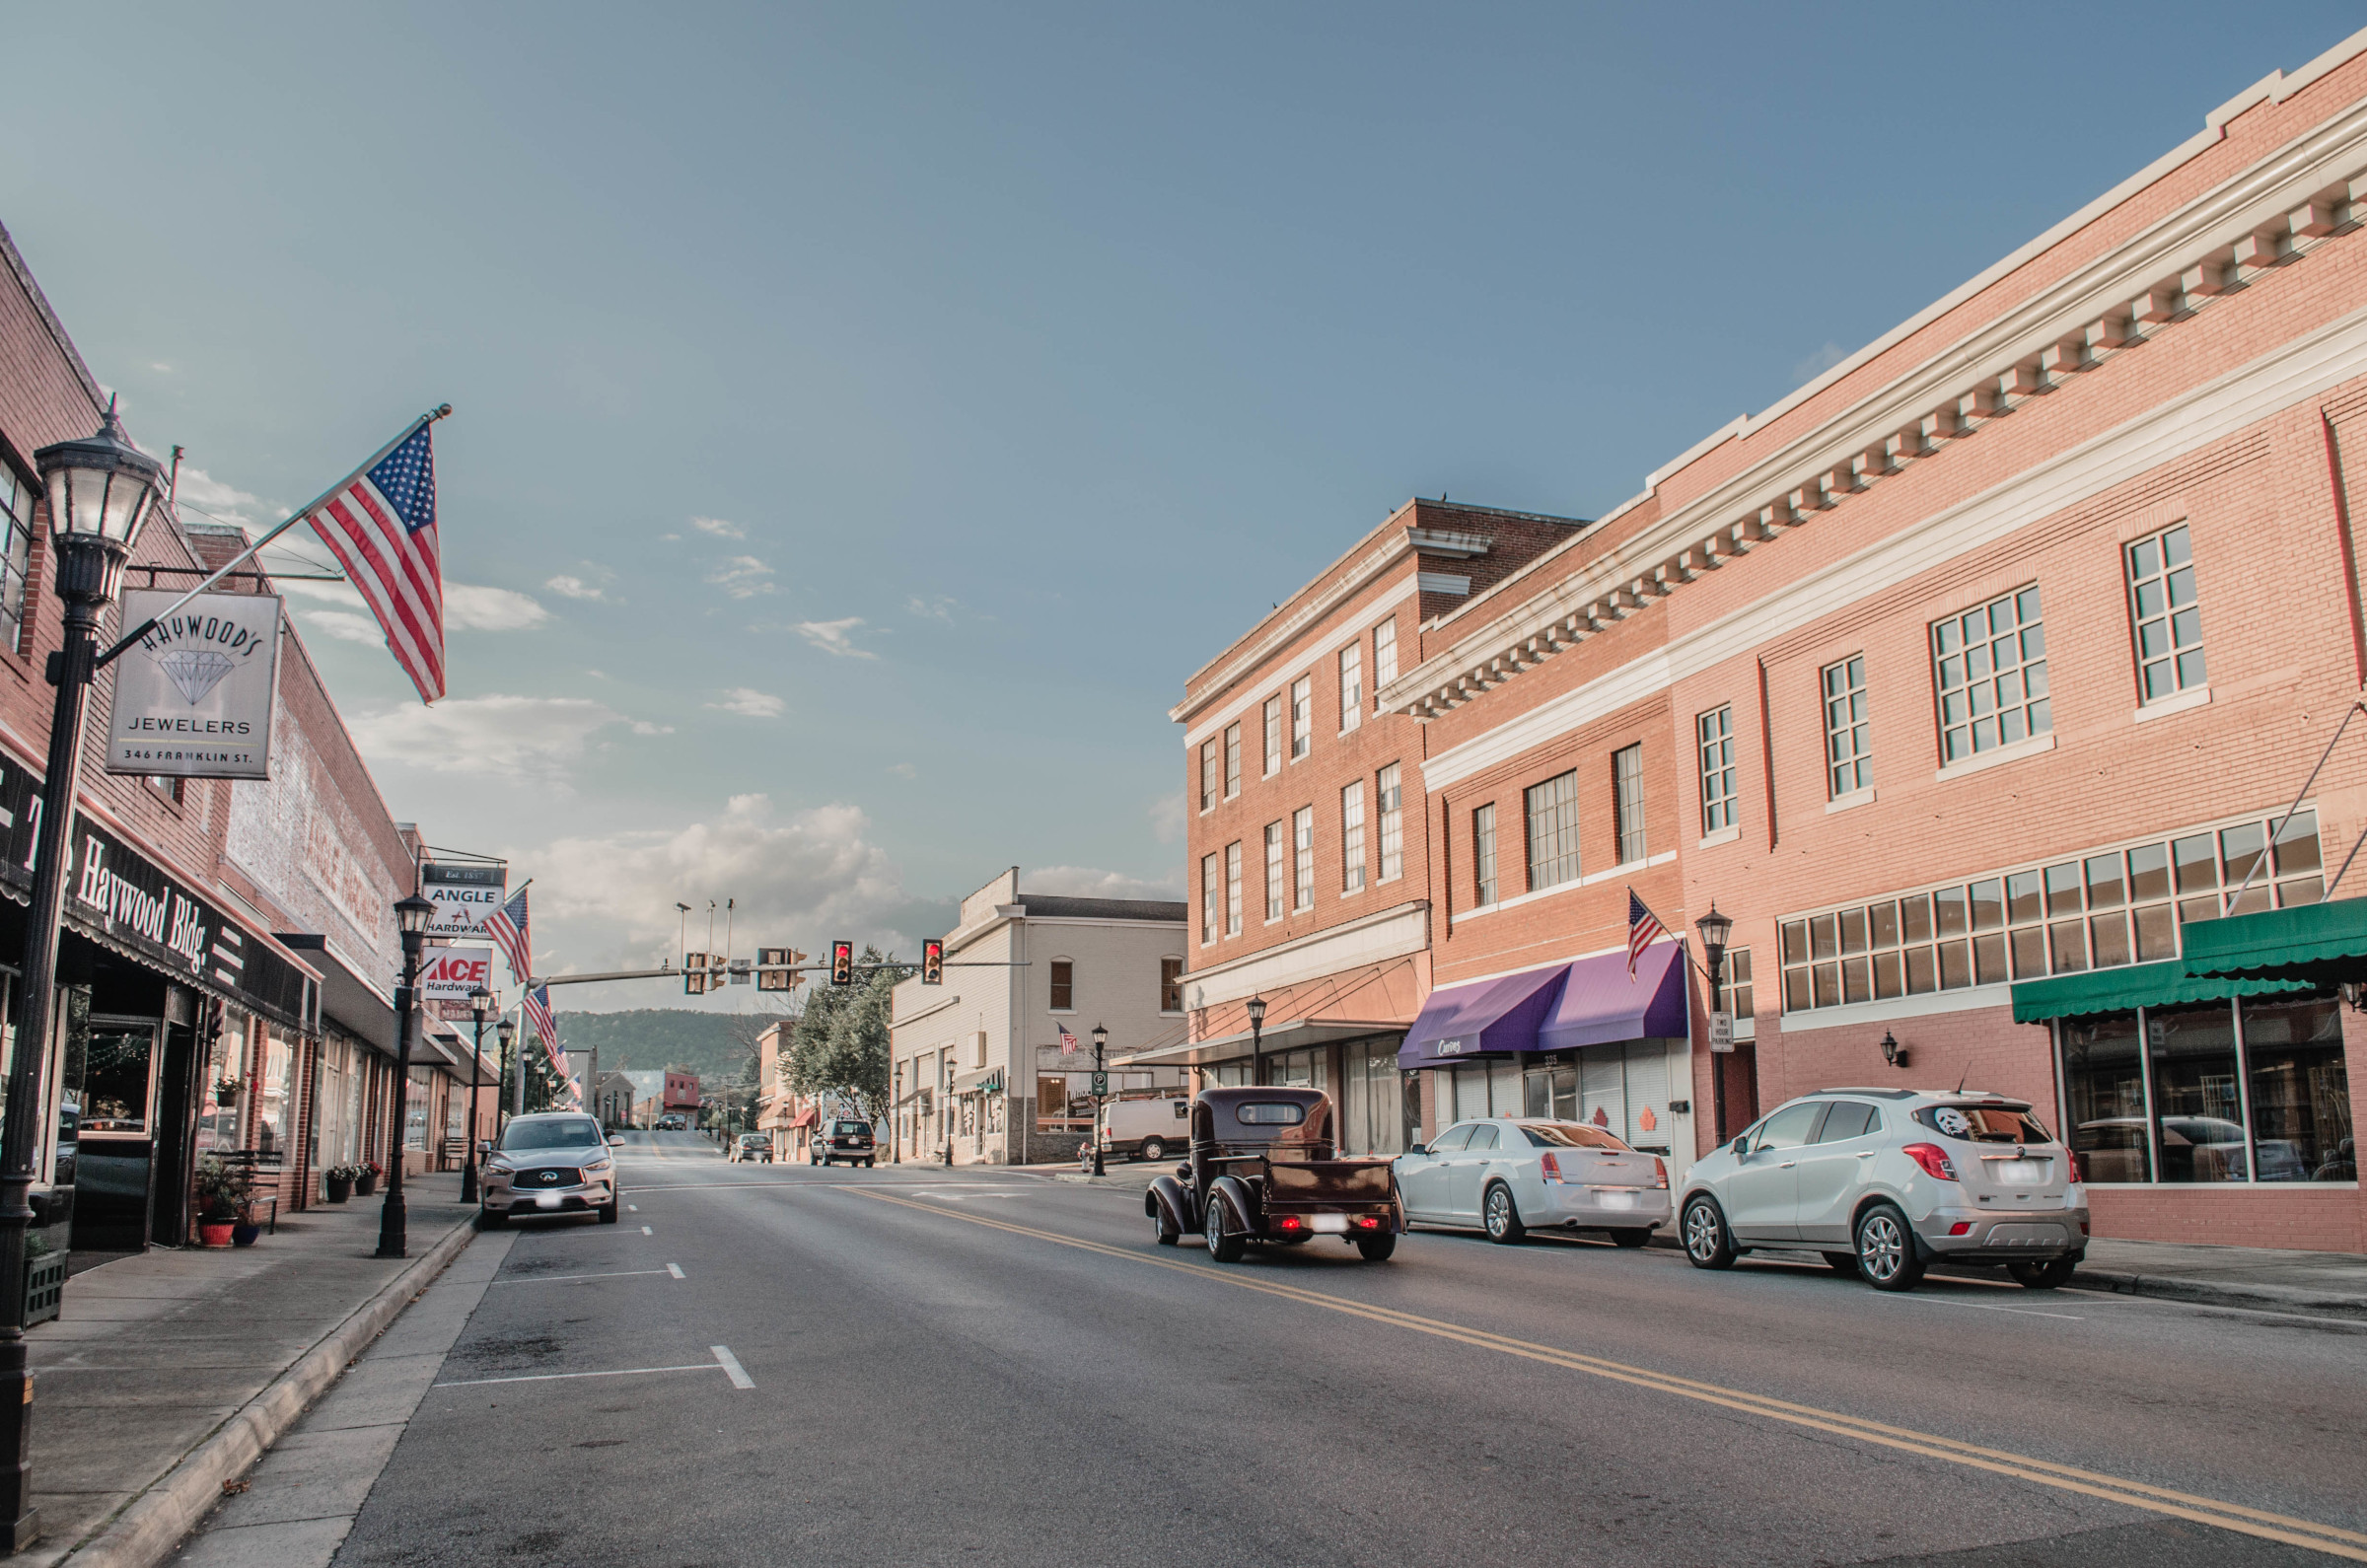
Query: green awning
[[2179, 896, 2367, 984], [2009, 960, 2312, 1024]]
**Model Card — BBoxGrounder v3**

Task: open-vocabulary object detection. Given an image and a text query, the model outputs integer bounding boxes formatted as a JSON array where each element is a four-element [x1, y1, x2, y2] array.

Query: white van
[[1095, 1095, 1192, 1162]]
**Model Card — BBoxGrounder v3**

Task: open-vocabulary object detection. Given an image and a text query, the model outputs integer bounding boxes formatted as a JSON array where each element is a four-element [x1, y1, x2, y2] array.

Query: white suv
[[1678, 1089, 2089, 1291]]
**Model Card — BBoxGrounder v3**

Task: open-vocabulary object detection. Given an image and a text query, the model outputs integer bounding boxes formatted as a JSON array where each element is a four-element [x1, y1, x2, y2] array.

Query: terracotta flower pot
[[198, 1222, 235, 1247]]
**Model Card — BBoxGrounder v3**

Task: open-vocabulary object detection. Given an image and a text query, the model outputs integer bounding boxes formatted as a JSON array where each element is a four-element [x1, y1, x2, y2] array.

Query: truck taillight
[[1276, 1215, 1304, 1232], [1354, 1216, 1382, 1229], [1902, 1142, 1960, 1181], [1539, 1152, 1563, 1182], [1651, 1157, 1668, 1189]]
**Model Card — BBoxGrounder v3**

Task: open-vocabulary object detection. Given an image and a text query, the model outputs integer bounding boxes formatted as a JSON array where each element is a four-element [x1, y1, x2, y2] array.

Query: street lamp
[[0, 402, 166, 1548], [462, 987, 495, 1203], [377, 892, 437, 1258], [1694, 904, 1734, 1143], [1246, 995, 1267, 1087], [1090, 1023, 1111, 1177], [495, 1015, 517, 1134]]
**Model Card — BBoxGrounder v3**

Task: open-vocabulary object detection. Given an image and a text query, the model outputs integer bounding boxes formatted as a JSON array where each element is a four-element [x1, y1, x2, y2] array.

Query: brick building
[[1181, 33, 2367, 1250]]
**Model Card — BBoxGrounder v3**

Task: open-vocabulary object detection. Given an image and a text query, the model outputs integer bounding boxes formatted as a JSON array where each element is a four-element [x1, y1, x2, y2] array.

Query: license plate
[[534, 1193, 560, 1209], [1307, 1214, 1348, 1234], [1987, 1160, 2045, 1183], [1598, 1190, 1637, 1210]]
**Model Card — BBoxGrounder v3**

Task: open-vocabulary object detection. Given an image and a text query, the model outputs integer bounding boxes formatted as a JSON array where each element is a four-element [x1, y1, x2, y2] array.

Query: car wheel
[[598, 1199, 619, 1225], [1482, 1183, 1527, 1245], [1141, 1138, 1166, 1163], [475, 1208, 506, 1230], [1681, 1195, 1737, 1270], [1855, 1203, 1925, 1291], [865, 1159, 876, 1169], [1355, 1233, 1398, 1262], [1151, 1203, 1180, 1247], [1204, 1199, 1245, 1263], [2007, 1256, 2078, 1290], [1822, 1250, 1862, 1277], [1609, 1228, 1653, 1248]]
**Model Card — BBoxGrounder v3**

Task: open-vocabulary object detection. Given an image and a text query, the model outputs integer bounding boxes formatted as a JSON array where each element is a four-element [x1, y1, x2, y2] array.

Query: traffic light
[[921, 939, 944, 985], [683, 953, 710, 995], [830, 941, 853, 985], [757, 947, 796, 992]]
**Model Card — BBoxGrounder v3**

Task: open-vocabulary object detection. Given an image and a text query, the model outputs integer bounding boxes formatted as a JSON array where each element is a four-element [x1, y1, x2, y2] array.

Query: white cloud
[[795, 617, 875, 659], [709, 556, 776, 599], [1793, 340, 1850, 385], [906, 595, 956, 623], [281, 576, 367, 609], [888, 762, 918, 779], [545, 574, 610, 602], [346, 693, 671, 785], [708, 687, 785, 718], [445, 583, 551, 631], [300, 609, 383, 646], [1149, 792, 1186, 845], [1024, 866, 1184, 900], [690, 516, 746, 539], [171, 465, 274, 531]]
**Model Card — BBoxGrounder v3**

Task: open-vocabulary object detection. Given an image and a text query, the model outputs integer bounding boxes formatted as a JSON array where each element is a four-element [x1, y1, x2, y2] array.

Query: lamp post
[[1694, 903, 1735, 1144], [494, 1015, 517, 1137], [377, 893, 437, 1258], [461, 988, 495, 1203], [0, 403, 167, 1548], [1089, 1023, 1111, 1177], [1246, 996, 1267, 1087]]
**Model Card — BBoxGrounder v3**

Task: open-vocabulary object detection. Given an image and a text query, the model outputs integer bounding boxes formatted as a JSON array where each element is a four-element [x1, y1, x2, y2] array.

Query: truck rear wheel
[[1151, 1203, 1179, 1247], [1356, 1233, 1397, 1261], [1205, 1201, 1245, 1263]]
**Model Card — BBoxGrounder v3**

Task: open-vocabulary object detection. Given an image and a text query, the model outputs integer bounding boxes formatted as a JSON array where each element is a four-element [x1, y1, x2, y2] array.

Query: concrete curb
[[47, 1215, 479, 1568], [2065, 1267, 2367, 1320]]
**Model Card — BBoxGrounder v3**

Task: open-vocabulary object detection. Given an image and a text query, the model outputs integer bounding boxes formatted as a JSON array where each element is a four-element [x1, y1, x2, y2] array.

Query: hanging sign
[[421, 860, 506, 937], [420, 945, 495, 1003], [102, 589, 283, 780]]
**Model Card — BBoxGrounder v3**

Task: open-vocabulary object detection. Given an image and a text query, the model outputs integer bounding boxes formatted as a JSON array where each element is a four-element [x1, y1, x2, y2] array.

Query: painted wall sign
[[103, 589, 283, 780], [420, 860, 506, 938]]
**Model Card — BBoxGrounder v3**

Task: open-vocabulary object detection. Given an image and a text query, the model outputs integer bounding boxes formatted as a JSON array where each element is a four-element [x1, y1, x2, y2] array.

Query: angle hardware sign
[[421, 860, 506, 939], [102, 589, 283, 780]]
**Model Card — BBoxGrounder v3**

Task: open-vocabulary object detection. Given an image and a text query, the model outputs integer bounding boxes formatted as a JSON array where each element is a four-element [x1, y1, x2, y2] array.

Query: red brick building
[[1180, 33, 2367, 1250]]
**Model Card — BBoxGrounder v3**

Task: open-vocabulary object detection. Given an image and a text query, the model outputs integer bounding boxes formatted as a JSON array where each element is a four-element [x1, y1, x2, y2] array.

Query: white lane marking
[[640, 1226, 653, 1235], [711, 1345, 754, 1390], [627, 1204, 638, 1212], [667, 1263, 685, 1279], [490, 1268, 673, 1286], [1878, 1294, 2083, 1320], [434, 1362, 721, 1389]]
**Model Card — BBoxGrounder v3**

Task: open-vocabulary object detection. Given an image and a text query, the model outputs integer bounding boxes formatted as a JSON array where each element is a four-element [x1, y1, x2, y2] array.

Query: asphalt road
[[323, 1130, 2367, 1568]]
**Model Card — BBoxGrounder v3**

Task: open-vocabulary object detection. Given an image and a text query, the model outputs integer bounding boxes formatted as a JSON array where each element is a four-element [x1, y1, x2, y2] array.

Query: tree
[[784, 946, 895, 1115]]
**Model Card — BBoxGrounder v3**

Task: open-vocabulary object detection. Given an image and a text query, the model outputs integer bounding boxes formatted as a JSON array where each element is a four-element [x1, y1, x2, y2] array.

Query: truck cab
[[1146, 1087, 1402, 1262]]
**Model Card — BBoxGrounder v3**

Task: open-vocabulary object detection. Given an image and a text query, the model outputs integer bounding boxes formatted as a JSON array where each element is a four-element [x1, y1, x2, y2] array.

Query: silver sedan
[[1395, 1117, 1672, 1245]]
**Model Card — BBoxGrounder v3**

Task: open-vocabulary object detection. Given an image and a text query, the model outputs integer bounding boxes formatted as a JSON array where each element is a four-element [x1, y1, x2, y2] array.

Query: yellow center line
[[849, 1186, 2367, 1561]]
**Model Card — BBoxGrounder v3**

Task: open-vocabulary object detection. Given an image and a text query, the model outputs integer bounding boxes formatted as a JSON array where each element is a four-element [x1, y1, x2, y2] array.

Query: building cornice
[[1383, 71, 2367, 721]]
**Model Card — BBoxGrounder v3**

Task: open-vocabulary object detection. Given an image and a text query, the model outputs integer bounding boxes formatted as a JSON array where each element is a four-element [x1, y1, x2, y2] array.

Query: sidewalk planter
[[325, 1172, 353, 1203], [355, 1172, 378, 1196], [23, 1252, 65, 1327], [198, 1221, 235, 1247], [232, 1223, 260, 1247]]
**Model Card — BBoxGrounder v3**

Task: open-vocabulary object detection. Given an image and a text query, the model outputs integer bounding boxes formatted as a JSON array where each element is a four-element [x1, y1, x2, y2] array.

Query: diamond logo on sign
[[154, 649, 239, 704]]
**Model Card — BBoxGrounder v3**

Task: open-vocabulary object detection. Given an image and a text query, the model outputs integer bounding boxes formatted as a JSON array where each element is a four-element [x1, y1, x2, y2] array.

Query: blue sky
[[0, 4, 2357, 1007]]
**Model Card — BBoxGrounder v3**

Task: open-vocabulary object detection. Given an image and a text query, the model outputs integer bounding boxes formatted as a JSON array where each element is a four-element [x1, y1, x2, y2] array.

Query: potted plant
[[232, 1191, 262, 1247], [212, 1075, 246, 1108], [354, 1161, 380, 1197], [22, 1232, 66, 1327], [324, 1164, 355, 1203], [193, 1156, 241, 1247]]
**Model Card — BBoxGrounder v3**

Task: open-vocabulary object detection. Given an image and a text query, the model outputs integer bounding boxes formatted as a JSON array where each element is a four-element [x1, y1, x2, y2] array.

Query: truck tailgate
[[1263, 1160, 1394, 1203]]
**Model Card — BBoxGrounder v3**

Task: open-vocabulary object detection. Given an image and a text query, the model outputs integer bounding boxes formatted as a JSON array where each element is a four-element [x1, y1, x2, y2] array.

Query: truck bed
[[1259, 1158, 1396, 1205]]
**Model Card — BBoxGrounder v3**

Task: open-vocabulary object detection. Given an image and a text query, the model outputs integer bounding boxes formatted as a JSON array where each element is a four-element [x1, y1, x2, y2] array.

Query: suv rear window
[[1520, 1123, 1633, 1151], [832, 1121, 870, 1135], [1917, 1104, 2052, 1144]]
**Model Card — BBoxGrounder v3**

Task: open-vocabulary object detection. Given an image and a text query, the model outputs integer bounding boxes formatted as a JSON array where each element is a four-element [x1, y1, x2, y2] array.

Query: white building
[[891, 868, 1188, 1165]]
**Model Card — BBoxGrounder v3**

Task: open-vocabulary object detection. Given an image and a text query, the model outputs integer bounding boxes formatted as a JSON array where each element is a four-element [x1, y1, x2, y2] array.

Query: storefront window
[[2238, 996, 2352, 1181], [404, 1067, 432, 1151], [48, 987, 90, 1187], [2146, 1004, 2244, 1182], [82, 1024, 156, 1133], [2061, 1014, 2149, 1183], [257, 1033, 294, 1159]]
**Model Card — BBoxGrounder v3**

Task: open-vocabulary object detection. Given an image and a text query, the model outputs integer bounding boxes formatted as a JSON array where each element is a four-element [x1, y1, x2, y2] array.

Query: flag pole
[[94, 404, 452, 671]]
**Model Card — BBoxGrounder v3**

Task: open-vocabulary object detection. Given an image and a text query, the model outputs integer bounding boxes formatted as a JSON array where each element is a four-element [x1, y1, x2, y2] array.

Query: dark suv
[[811, 1118, 878, 1168]]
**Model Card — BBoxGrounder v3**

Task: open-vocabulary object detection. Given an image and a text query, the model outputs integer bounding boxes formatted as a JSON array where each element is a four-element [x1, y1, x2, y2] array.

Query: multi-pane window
[[1338, 644, 1362, 733], [1264, 821, 1285, 920], [1292, 807, 1315, 910], [1612, 744, 1646, 864], [1159, 958, 1183, 1013], [1525, 769, 1581, 891], [1198, 740, 1219, 813], [1222, 723, 1241, 798], [1698, 706, 1737, 835], [1714, 949, 1754, 1021], [1340, 782, 1367, 892], [1376, 763, 1403, 883], [1262, 697, 1281, 777], [1224, 841, 1243, 936], [1472, 804, 1498, 906], [0, 468, 31, 655], [1823, 656, 1871, 797], [1778, 810, 2323, 1014], [1290, 677, 1311, 759], [1934, 587, 2048, 763], [2128, 524, 2205, 702], [1049, 960, 1074, 1011], [1199, 854, 1219, 946], [1373, 616, 1398, 695]]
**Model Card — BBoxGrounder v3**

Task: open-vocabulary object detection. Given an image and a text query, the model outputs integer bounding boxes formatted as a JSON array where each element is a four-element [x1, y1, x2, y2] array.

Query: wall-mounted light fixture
[[1881, 1030, 1907, 1069]]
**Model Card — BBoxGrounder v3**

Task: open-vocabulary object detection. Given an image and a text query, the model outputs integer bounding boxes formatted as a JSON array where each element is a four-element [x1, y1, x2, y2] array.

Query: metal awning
[[1399, 963, 1567, 1069], [952, 1066, 1006, 1095], [2009, 958, 2313, 1023], [1114, 1020, 1403, 1069], [2178, 897, 2367, 985], [1536, 942, 1687, 1053]]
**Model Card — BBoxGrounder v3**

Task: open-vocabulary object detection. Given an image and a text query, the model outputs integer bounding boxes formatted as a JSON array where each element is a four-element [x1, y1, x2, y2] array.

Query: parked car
[[811, 1118, 878, 1167], [477, 1112, 622, 1226], [1395, 1118, 1670, 1246], [729, 1133, 773, 1164], [1678, 1089, 2089, 1291], [1096, 1095, 1192, 1162], [654, 1114, 685, 1131], [1146, 1087, 1401, 1262]]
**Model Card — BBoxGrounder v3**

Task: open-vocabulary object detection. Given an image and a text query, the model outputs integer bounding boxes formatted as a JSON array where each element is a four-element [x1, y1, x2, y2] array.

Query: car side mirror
[[1406, 1142, 1427, 1157], [1730, 1136, 1751, 1156], [475, 1139, 492, 1155], [608, 1135, 624, 1146]]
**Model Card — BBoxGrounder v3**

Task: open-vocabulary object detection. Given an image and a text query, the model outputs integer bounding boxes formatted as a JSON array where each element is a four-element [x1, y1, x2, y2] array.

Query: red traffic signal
[[830, 941, 853, 985], [921, 939, 944, 985]]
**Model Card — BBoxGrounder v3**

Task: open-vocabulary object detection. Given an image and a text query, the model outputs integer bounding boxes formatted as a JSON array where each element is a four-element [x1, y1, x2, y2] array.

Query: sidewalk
[[21, 1173, 478, 1568], [2065, 1237, 2367, 1319]]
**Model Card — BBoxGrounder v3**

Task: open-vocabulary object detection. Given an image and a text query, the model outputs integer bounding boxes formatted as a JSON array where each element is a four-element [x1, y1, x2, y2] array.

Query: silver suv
[[478, 1112, 621, 1226], [1678, 1088, 2088, 1291]]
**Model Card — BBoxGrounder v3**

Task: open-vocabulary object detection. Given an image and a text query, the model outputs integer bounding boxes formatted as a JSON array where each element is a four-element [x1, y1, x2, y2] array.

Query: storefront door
[[71, 1016, 162, 1253]]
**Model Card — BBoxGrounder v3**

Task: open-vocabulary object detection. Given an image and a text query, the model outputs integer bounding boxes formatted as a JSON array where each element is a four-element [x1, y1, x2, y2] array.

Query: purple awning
[[1536, 940, 1687, 1052], [1397, 963, 1567, 1069]]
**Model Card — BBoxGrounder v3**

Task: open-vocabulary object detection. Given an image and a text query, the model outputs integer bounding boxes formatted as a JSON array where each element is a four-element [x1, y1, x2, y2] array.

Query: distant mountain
[[553, 1008, 789, 1087]]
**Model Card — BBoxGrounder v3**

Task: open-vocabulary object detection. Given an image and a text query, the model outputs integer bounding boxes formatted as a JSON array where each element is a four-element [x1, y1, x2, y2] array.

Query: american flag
[[306, 418, 444, 703], [1058, 1025, 1079, 1055], [482, 888, 531, 985], [1627, 889, 1669, 977], [523, 984, 562, 1070]]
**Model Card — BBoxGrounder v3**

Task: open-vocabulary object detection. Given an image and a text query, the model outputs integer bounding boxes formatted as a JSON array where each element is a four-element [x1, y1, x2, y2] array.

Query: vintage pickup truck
[[1146, 1086, 1403, 1262]]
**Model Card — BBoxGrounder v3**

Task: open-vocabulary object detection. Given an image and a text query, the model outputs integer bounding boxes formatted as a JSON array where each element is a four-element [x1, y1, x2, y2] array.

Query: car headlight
[[582, 1155, 612, 1173]]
